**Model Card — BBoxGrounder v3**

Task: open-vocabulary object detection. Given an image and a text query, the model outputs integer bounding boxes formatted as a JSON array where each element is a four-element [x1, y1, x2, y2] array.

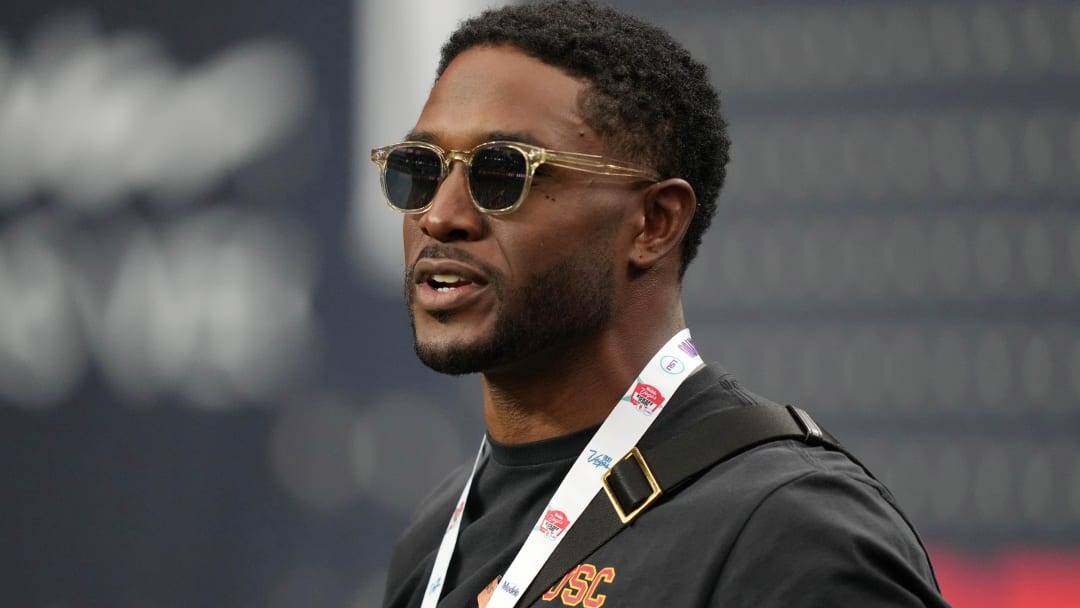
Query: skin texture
[[402, 45, 698, 444]]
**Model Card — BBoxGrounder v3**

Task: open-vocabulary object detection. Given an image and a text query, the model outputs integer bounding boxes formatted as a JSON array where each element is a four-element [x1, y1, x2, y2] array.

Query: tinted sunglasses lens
[[469, 146, 528, 211], [383, 146, 443, 210]]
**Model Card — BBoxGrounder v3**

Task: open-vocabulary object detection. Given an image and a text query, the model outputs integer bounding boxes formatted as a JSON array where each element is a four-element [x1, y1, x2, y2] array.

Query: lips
[[413, 258, 489, 286], [429, 273, 472, 291], [410, 258, 491, 313]]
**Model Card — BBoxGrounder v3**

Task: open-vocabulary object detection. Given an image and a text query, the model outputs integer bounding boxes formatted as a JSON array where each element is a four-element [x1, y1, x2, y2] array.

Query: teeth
[[432, 273, 463, 283]]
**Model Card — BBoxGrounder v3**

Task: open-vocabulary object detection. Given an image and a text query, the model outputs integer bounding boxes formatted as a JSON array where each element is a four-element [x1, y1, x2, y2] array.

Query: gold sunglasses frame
[[370, 140, 661, 215]]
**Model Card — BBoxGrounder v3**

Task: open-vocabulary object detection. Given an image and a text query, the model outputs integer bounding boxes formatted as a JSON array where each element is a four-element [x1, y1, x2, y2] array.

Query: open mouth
[[410, 257, 491, 312], [427, 273, 474, 292]]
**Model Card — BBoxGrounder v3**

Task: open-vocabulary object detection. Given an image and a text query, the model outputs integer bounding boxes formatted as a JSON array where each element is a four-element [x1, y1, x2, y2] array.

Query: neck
[[479, 311, 688, 444]]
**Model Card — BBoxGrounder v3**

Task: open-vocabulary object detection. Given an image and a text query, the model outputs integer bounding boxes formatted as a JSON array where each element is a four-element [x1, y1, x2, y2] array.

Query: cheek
[[402, 217, 422, 254], [492, 221, 565, 278], [501, 224, 608, 281]]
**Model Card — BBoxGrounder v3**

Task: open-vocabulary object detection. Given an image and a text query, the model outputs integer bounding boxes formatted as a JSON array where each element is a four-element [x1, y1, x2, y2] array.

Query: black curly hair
[[437, 0, 730, 276]]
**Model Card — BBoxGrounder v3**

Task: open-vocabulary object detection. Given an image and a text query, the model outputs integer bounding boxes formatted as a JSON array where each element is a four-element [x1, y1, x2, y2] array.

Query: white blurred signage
[[0, 12, 319, 410]]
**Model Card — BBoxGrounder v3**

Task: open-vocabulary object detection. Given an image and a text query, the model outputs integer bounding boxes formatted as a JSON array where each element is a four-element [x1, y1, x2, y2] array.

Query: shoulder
[[581, 433, 948, 607], [648, 373, 949, 606], [651, 434, 893, 535], [720, 440, 923, 554], [703, 439, 948, 606]]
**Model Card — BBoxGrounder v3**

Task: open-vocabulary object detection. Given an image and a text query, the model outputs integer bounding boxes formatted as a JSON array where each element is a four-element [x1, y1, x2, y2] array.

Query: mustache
[[408, 245, 503, 283]]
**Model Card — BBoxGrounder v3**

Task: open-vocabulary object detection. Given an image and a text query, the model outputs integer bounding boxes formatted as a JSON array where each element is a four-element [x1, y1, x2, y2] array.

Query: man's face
[[402, 45, 634, 375]]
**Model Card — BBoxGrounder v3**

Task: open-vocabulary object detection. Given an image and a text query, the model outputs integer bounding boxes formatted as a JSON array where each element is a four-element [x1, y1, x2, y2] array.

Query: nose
[[416, 162, 485, 242]]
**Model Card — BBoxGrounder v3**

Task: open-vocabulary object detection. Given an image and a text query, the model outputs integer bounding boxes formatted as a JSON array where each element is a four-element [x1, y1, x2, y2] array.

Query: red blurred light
[[929, 546, 1080, 608]]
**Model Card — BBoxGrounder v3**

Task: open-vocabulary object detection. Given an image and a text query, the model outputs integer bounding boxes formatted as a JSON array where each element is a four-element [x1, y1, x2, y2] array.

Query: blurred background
[[0, 0, 1077, 606]]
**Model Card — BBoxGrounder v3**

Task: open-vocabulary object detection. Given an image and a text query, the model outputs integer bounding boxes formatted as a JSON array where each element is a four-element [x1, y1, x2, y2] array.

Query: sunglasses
[[370, 140, 661, 214]]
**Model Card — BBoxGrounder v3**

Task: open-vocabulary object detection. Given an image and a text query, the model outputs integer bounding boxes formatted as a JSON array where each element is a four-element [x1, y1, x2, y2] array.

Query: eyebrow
[[403, 130, 547, 148]]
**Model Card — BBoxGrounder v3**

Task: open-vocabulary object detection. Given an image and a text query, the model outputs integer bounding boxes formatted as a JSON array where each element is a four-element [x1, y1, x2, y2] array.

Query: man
[[374, 1, 949, 606]]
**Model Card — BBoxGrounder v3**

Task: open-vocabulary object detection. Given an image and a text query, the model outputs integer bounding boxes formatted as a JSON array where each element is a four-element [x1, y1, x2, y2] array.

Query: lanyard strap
[[421, 437, 487, 604], [420, 329, 703, 608]]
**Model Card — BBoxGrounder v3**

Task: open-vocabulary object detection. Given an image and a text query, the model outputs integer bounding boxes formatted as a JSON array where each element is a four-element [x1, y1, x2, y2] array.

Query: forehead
[[412, 45, 599, 150]]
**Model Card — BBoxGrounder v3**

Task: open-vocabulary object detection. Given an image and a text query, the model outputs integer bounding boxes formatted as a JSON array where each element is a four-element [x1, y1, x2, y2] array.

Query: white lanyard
[[420, 329, 703, 608]]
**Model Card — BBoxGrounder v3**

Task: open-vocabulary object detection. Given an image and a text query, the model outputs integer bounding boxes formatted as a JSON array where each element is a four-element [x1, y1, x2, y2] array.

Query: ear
[[629, 178, 697, 271]]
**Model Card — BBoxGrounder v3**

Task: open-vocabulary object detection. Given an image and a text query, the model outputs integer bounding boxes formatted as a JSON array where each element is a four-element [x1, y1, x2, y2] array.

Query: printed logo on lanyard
[[447, 499, 465, 532], [659, 355, 685, 374], [586, 449, 613, 469], [535, 506, 570, 540], [625, 379, 665, 415]]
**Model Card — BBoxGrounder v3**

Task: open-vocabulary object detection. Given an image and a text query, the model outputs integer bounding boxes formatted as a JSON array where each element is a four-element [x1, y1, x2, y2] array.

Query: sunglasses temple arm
[[541, 153, 660, 181]]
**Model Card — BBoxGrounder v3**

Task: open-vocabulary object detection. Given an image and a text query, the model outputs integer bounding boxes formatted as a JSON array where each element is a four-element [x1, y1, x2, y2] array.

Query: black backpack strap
[[517, 404, 841, 607]]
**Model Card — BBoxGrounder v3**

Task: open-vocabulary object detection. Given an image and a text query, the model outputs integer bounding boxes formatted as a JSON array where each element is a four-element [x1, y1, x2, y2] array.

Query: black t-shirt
[[383, 365, 950, 607]]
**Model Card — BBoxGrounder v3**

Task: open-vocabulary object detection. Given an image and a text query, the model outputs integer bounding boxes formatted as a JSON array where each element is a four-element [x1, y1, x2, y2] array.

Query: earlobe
[[630, 178, 697, 271]]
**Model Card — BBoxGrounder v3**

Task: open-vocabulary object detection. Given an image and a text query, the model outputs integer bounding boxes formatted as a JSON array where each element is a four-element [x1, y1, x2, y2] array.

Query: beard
[[406, 245, 614, 376]]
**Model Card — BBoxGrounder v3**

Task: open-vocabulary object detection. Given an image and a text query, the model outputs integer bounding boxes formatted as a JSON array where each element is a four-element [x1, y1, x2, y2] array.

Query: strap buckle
[[786, 405, 823, 445], [600, 447, 663, 524]]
